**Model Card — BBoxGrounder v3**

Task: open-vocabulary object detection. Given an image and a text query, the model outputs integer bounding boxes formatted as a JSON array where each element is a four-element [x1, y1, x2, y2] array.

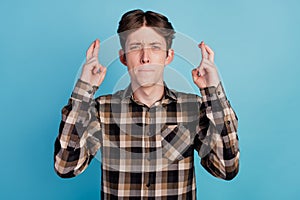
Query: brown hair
[[117, 9, 175, 51]]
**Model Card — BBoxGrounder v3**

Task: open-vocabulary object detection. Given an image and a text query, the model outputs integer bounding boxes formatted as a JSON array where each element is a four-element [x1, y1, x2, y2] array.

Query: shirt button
[[217, 91, 221, 95], [227, 120, 231, 125]]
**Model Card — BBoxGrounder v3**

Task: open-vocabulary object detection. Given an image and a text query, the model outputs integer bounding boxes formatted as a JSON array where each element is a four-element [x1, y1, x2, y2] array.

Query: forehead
[[125, 27, 166, 45]]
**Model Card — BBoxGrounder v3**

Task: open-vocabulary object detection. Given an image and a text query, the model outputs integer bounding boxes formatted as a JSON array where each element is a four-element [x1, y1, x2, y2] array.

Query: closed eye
[[130, 45, 141, 50], [151, 45, 161, 50]]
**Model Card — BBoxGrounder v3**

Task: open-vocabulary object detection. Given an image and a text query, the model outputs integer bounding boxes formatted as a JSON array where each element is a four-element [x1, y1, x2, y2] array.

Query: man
[[54, 9, 239, 199]]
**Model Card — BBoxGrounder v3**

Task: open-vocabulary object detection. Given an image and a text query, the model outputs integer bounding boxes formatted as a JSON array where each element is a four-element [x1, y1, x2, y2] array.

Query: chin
[[130, 75, 163, 88], [138, 81, 156, 88], [136, 77, 163, 88]]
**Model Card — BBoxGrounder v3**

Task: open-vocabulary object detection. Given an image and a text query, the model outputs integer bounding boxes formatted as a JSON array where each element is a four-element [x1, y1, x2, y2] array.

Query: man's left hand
[[192, 41, 221, 89]]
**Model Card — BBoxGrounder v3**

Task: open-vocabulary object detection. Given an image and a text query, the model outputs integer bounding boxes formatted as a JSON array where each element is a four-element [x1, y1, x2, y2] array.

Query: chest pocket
[[161, 124, 193, 162]]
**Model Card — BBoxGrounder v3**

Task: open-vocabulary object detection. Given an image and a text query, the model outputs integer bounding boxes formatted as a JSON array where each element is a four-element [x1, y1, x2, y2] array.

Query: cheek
[[152, 53, 168, 62], [125, 54, 139, 66]]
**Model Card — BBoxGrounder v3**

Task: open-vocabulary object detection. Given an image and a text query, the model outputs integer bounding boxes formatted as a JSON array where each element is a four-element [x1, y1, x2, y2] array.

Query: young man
[[54, 9, 239, 199]]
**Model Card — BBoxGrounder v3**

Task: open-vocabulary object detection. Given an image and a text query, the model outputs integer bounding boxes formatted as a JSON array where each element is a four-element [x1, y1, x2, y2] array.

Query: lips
[[136, 65, 157, 72], [136, 66, 155, 72], [138, 69, 154, 72]]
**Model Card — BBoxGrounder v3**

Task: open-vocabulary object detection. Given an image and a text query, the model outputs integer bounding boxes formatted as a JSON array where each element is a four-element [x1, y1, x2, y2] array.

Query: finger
[[92, 63, 107, 75], [86, 40, 96, 60], [85, 56, 98, 65], [191, 69, 199, 82], [92, 39, 100, 58], [204, 44, 214, 63], [198, 41, 208, 60], [197, 65, 206, 77], [201, 59, 216, 69], [192, 65, 205, 78], [83, 58, 97, 72], [198, 59, 209, 73], [97, 66, 107, 85], [92, 63, 102, 74]]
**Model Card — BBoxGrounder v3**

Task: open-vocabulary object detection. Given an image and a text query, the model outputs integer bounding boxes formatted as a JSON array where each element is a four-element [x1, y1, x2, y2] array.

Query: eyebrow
[[149, 42, 162, 45], [128, 41, 163, 46], [128, 42, 142, 46]]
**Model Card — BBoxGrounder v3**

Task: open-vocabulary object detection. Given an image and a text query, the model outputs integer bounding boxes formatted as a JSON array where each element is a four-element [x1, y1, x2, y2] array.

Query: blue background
[[1, 0, 299, 199]]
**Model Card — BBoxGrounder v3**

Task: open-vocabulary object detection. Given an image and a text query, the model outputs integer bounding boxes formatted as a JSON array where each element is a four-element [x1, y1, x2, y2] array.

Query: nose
[[140, 48, 150, 64]]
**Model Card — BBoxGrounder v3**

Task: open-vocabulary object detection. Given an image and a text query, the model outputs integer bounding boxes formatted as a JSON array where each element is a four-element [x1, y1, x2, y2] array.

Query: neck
[[131, 81, 164, 107]]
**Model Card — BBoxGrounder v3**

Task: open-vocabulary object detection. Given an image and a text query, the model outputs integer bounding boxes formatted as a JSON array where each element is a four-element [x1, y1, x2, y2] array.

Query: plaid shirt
[[54, 79, 239, 199]]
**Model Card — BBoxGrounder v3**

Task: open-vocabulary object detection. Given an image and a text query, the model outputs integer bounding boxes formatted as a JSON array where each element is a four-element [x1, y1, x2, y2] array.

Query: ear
[[164, 49, 174, 66], [119, 49, 127, 66]]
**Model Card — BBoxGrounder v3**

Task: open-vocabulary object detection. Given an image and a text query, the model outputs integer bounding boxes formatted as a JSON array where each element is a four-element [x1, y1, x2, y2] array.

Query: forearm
[[54, 79, 101, 178], [198, 82, 240, 180]]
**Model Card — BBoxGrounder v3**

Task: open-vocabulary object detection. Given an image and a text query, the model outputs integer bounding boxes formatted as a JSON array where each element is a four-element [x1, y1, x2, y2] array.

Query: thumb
[[191, 69, 199, 82]]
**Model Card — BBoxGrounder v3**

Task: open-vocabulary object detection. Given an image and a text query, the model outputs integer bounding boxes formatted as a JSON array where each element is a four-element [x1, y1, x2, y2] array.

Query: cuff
[[71, 79, 99, 102], [200, 81, 228, 103]]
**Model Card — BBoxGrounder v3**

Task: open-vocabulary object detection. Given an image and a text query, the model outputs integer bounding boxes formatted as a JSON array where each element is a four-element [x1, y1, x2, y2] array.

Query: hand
[[80, 39, 107, 87], [192, 41, 220, 89]]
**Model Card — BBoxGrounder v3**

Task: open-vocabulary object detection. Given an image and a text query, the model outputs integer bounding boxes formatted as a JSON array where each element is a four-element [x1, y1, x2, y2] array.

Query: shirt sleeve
[[195, 81, 240, 180], [54, 79, 102, 178]]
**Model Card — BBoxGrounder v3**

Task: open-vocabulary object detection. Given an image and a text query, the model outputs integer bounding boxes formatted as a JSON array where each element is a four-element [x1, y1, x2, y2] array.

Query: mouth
[[137, 66, 155, 72], [138, 69, 155, 72], [136, 64, 157, 72]]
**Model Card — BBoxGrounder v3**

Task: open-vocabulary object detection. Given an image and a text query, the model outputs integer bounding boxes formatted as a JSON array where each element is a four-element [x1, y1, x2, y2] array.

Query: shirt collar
[[121, 82, 177, 103]]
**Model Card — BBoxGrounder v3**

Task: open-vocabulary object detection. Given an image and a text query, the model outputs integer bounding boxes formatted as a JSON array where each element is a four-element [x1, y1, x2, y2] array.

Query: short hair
[[117, 9, 175, 51]]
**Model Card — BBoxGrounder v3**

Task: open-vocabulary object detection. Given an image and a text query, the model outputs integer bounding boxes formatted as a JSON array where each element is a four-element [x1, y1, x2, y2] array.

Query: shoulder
[[168, 88, 200, 103], [94, 88, 127, 104]]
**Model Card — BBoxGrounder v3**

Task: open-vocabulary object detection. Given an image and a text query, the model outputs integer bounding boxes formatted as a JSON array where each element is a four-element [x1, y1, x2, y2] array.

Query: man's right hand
[[80, 39, 107, 87]]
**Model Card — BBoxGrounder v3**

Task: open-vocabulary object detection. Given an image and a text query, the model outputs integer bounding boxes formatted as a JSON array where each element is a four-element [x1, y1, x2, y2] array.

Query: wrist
[[200, 81, 227, 102], [71, 79, 99, 101]]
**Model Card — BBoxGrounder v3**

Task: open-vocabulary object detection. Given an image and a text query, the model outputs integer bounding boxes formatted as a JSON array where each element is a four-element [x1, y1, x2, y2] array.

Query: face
[[119, 26, 174, 88]]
